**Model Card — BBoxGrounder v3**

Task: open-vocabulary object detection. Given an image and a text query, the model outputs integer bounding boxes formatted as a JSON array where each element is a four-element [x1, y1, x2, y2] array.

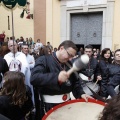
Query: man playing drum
[[78, 45, 102, 95], [31, 40, 92, 118]]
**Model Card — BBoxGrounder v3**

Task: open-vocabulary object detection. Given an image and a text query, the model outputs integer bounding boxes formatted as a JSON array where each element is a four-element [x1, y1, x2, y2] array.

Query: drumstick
[[93, 79, 99, 89], [67, 54, 89, 76]]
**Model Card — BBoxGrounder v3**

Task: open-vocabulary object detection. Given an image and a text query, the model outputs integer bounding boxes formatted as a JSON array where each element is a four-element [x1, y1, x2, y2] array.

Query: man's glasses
[[65, 49, 74, 58]]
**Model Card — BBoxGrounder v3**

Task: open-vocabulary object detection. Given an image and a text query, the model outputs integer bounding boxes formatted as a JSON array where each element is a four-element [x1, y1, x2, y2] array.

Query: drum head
[[42, 99, 105, 120]]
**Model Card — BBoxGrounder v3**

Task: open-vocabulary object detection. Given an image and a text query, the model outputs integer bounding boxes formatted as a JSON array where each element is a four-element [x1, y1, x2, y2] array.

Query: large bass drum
[[42, 99, 105, 120]]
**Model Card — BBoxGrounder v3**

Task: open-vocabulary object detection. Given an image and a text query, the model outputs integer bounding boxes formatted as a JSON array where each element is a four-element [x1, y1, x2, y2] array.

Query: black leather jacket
[[31, 53, 85, 99], [107, 63, 120, 97]]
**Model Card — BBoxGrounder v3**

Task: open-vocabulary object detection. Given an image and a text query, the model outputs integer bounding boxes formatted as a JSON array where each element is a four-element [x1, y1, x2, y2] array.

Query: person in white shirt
[[21, 43, 35, 103], [34, 39, 43, 52], [4, 40, 31, 87], [21, 44, 35, 70]]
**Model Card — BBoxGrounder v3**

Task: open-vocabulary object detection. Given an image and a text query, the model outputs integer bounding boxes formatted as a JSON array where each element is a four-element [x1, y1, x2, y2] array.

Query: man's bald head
[[8, 40, 18, 53]]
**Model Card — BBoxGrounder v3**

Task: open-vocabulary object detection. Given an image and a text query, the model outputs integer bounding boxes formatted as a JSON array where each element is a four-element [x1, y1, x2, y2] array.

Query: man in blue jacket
[[31, 40, 92, 114]]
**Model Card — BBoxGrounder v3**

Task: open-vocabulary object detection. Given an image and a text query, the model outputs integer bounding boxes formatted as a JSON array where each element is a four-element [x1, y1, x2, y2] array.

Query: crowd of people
[[0, 33, 120, 120]]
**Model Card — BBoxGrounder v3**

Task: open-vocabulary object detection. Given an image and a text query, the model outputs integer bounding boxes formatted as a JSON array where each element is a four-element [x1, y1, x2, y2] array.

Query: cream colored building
[[35, 0, 119, 50], [60, 0, 115, 50], [34, 0, 60, 48], [0, 0, 34, 41], [112, 0, 120, 50], [0, 0, 60, 48], [0, 0, 120, 50]]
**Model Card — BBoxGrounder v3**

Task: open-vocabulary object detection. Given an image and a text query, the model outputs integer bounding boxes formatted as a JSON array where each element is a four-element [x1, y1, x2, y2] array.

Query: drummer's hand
[[58, 71, 69, 83], [97, 75, 102, 81], [81, 94, 94, 102]]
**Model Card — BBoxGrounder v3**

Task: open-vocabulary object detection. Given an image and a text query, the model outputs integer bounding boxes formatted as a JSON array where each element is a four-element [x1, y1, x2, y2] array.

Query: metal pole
[[8, 16, 10, 30], [11, 8, 14, 40], [11, 8, 15, 58]]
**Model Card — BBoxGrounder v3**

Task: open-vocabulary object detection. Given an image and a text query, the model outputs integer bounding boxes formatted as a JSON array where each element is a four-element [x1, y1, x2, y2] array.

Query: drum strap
[[66, 62, 106, 103]]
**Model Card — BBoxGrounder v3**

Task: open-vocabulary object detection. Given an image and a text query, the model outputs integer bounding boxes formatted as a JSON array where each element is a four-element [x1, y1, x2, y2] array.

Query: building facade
[[0, 0, 34, 41], [0, 0, 120, 50], [60, 0, 115, 50], [112, 0, 120, 50], [34, 0, 60, 47]]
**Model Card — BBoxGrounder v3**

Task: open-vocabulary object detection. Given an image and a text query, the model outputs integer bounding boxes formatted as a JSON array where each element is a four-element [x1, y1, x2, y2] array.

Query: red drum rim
[[42, 98, 106, 120]]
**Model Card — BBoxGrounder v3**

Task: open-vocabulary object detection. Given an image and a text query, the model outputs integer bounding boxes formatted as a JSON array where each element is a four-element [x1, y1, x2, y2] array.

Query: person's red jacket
[[0, 33, 5, 42]]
